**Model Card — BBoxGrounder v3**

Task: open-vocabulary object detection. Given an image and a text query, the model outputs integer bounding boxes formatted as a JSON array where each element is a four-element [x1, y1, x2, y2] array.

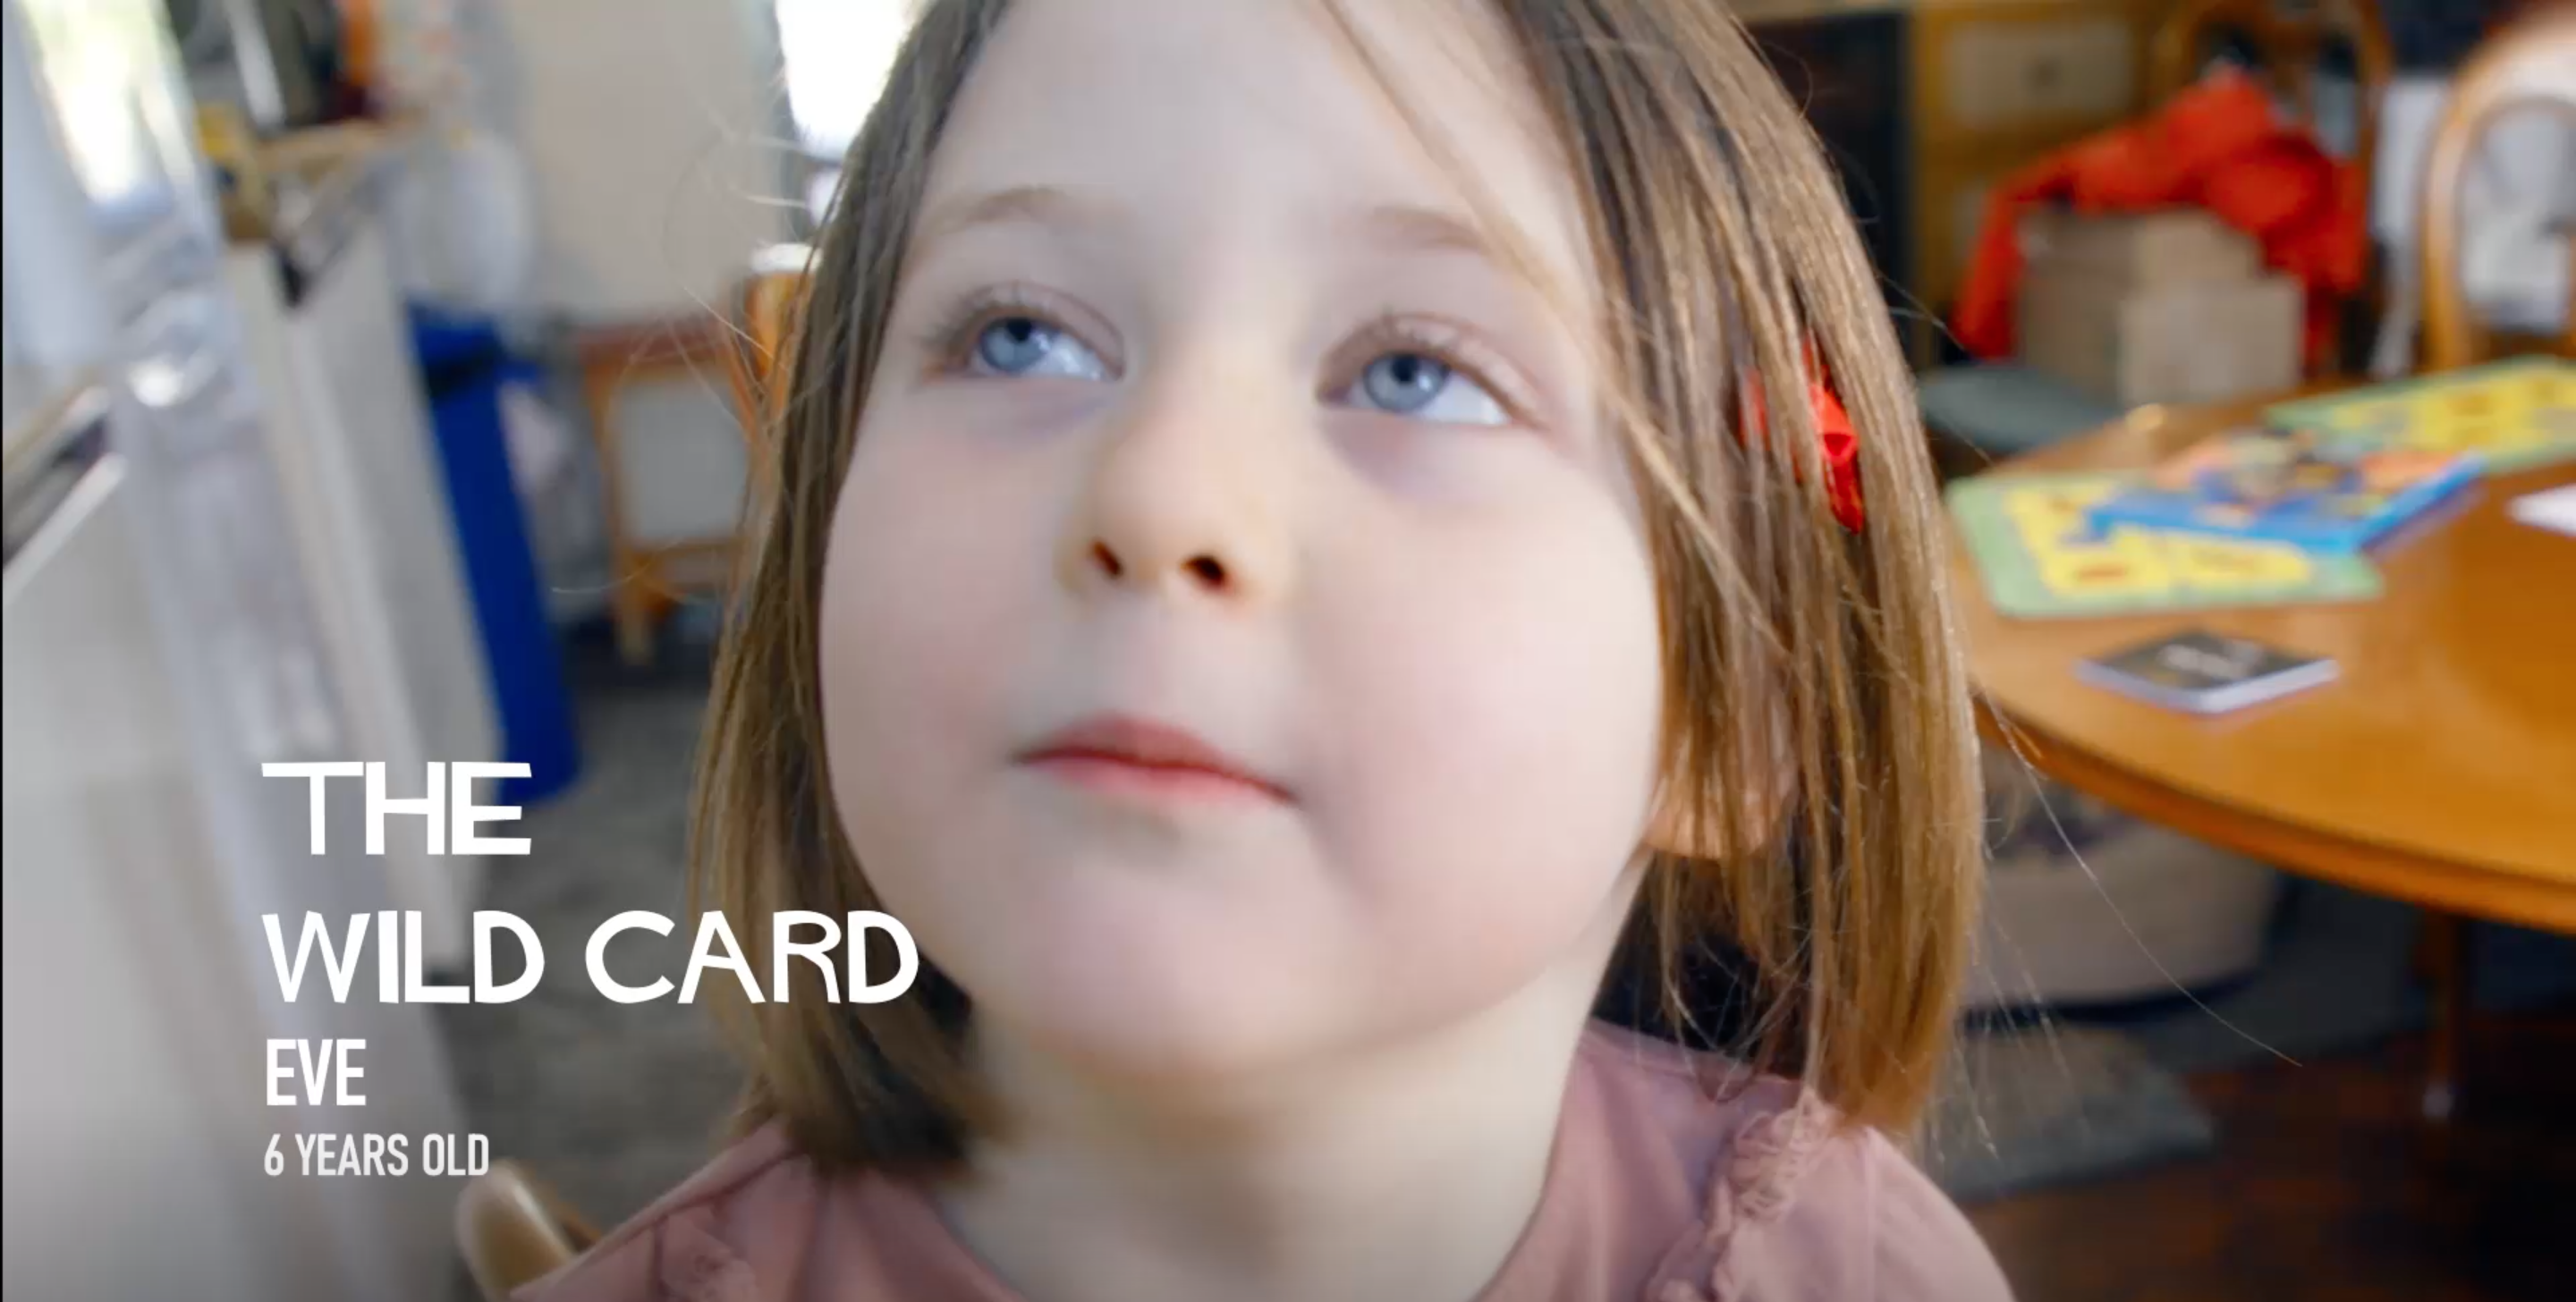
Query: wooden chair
[[2415, 5, 2576, 372], [2152, 0, 2396, 376], [575, 249, 812, 667], [456, 1161, 600, 1300], [573, 316, 743, 666], [2401, 3, 2576, 1123], [720, 244, 816, 450], [2148, 0, 2395, 174]]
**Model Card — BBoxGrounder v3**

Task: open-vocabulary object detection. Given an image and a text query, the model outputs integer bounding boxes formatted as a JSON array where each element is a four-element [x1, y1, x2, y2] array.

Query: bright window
[[774, 0, 918, 224]]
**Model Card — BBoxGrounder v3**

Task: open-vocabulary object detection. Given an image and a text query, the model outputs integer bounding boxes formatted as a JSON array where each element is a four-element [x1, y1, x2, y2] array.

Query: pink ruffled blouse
[[520, 1022, 2012, 1301]]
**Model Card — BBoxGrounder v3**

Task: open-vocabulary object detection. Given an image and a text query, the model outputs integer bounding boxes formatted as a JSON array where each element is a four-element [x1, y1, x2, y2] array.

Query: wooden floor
[[1970, 1010, 2576, 1302]]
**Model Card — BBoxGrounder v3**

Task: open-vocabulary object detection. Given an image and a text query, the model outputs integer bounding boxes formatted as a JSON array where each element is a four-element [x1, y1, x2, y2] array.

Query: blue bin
[[410, 309, 581, 806]]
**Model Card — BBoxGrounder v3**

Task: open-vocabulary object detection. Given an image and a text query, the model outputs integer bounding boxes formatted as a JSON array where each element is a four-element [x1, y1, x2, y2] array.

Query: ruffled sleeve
[[1861, 1134, 2016, 1302], [514, 1206, 765, 1302], [513, 1209, 762, 1302], [513, 1222, 659, 1302], [1658, 1093, 2014, 1302], [513, 1127, 808, 1302]]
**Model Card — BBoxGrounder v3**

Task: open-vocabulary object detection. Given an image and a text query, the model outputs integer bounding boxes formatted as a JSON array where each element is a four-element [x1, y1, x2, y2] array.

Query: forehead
[[918, 0, 1594, 297]]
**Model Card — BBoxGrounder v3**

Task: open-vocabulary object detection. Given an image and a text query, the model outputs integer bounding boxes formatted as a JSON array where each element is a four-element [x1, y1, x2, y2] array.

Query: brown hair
[[692, 0, 1980, 1170]]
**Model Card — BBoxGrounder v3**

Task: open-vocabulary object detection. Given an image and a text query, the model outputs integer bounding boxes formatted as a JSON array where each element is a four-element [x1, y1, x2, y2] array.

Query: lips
[[1016, 714, 1289, 803]]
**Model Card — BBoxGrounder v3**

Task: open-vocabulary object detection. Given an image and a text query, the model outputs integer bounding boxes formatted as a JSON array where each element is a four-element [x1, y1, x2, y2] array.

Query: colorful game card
[[1947, 471, 2383, 620], [2083, 427, 2479, 554], [2265, 355, 2576, 473]]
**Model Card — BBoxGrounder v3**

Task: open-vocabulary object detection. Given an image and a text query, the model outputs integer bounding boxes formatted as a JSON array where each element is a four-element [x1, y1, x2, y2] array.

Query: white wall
[[488, 0, 788, 322], [474, 0, 785, 615]]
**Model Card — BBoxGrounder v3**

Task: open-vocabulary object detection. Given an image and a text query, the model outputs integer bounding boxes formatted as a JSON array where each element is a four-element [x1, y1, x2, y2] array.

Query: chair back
[[2416, 7, 2576, 371], [2148, 0, 2395, 173], [722, 246, 816, 452], [457, 1160, 602, 1301]]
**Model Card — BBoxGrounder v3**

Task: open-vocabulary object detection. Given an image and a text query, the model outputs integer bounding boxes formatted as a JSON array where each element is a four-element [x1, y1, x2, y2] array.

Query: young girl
[[532, 0, 2004, 1298]]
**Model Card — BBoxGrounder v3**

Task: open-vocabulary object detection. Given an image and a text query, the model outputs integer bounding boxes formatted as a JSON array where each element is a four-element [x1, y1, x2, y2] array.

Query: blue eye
[[1362, 353, 1445, 413], [976, 317, 1049, 372], [1351, 351, 1508, 427], [969, 315, 1110, 380]]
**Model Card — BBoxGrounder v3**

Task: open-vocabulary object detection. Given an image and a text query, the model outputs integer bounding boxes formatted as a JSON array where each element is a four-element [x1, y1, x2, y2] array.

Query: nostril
[[1186, 554, 1227, 588], [1092, 542, 1124, 579]]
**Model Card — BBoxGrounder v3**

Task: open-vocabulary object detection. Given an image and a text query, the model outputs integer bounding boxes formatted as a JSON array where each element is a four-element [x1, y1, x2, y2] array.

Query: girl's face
[[821, 0, 1665, 1078]]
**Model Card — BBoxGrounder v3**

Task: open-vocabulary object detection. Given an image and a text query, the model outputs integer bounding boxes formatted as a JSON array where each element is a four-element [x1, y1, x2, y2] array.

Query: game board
[[2266, 355, 2576, 473], [1948, 471, 2383, 620]]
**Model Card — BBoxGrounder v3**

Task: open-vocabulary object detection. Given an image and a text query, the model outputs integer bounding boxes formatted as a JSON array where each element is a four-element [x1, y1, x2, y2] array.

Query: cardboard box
[[2018, 269, 2303, 407], [2017, 207, 2260, 288], [2014, 207, 2300, 407]]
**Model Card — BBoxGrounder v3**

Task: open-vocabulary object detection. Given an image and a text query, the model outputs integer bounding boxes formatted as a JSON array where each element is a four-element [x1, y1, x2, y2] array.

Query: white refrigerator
[[3, 1, 465, 1298]]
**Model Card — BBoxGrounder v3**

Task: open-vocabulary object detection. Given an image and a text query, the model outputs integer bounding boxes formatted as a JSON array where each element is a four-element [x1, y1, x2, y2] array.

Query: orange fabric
[[1952, 72, 2368, 367]]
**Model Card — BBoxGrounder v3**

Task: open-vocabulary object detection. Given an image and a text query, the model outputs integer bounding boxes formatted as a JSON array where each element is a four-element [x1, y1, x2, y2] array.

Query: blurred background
[[2, 3, 2568, 1301]]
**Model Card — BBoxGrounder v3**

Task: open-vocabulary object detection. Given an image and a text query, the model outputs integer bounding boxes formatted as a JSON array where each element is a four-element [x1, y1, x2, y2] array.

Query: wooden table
[[1948, 394, 2576, 1117]]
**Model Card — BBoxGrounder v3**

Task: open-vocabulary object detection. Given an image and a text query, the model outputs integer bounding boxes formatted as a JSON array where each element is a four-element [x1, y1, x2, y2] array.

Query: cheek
[[1304, 490, 1665, 992], [825, 444, 987, 713], [817, 418, 1045, 893]]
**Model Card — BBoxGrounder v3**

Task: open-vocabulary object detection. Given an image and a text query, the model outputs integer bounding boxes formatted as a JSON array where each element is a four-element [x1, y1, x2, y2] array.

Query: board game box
[[2082, 427, 2479, 554], [2265, 355, 2576, 473], [1947, 471, 2383, 620]]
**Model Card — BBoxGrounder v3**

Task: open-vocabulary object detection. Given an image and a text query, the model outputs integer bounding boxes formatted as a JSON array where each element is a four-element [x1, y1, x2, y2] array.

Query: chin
[[852, 781, 1644, 1087], [950, 891, 1597, 1093], [970, 910, 1354, 1084], [955, 858, 1410, 1081]]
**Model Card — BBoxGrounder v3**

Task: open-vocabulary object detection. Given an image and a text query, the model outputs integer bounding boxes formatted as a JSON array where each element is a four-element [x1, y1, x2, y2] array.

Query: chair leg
[[612, 590, 656, 669], [2414, 910, 2470, 1122], [583, 367, 655, 669]]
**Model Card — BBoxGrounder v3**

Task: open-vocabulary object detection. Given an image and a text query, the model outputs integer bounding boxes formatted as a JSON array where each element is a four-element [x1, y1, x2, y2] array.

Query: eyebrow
[[914, 187, 1499, 265], [1343, 203, 1499, 261], [911, 183, 1115, 252]]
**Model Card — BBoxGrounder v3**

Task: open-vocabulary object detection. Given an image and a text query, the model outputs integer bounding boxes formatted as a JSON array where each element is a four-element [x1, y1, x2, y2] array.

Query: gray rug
[[436, 664, 740, 1231], [2101, 878, 2576, 1074], [1920, 1022, 2216, 1204], [439, 647, 2574, 1234]]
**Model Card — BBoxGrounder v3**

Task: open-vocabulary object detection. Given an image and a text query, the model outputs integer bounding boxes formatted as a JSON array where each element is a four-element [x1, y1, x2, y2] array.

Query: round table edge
[[1975, 698, 2576, 936]]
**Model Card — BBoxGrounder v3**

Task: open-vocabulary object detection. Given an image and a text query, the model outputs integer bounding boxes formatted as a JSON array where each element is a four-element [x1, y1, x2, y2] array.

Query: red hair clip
[[1811, 378, 1864, 535], [1743, 368, 1866, 534]]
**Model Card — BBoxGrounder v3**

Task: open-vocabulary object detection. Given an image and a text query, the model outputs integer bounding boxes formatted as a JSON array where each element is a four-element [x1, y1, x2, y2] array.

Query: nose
[[1056, 377, 1293, 608]]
